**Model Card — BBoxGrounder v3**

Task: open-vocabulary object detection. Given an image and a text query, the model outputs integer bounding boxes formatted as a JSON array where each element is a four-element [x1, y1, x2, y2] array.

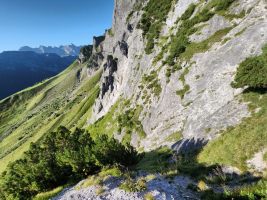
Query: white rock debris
[[53, 175, 199, 200]]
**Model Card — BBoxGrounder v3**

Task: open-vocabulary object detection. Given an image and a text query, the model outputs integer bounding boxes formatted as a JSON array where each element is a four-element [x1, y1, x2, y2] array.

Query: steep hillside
[[0, 53, 101, 173], [1, 0, 267, 199]]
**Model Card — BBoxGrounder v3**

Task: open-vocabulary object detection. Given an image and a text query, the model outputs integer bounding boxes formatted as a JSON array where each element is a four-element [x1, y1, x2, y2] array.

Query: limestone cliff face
[[87, 0, 267, 151]]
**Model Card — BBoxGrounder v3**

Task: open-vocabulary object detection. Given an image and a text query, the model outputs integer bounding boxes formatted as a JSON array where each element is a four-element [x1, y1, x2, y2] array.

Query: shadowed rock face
[[90, 52, 104, 68], [93, 36, 105, 50], [101, 56, 118, 99], [118, 40, 128, 57], [127, 24, 133, 33], [78, 45, 93, 63]]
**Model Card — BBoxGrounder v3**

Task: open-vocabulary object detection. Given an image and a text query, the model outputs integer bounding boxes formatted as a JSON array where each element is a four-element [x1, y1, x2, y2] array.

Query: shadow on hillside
[[243, 87, 267, 94], [171, 138, 208, 154], [168, 138, 264, 198]]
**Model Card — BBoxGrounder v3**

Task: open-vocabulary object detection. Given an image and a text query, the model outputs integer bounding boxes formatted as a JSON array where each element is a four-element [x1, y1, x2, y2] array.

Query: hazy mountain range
[[19, 44, 82, 57]]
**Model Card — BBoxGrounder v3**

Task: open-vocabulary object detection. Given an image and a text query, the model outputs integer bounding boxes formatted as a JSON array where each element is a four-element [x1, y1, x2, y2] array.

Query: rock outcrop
[[78, 45, 93, 63], [53, 175, 198, 200], [101, 56, 118, 99]]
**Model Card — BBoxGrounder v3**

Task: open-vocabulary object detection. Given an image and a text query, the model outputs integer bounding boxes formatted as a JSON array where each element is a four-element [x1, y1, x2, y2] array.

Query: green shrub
[[0, 126, 140, 200], [176, 84, 190, 99], [226, 180, 267, 199], [180, 4, 196, 20], [0, 127, 93, 200], [181, 27, 233, 61], [144, 192, 155, 200], [93, 134, 140, 167], [126, 11, 134, 23], [33, 186, 65, 200], [232, 56, 267, 89], [171, 64, 182, 75], [142, 71, 162, 97], [167, 34, 189, 66], [107, 29, 114, 37], [138, 0, 174, 54], [214, 0, 235, 11]]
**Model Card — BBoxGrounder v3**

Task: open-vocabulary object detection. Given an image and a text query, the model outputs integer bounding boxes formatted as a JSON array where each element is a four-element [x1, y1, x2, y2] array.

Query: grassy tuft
[[197, 180, 208, 191], [119, 177, 147, 192], [264, 152, 267, 162], [33, 186, 65, 200], [176, 84, 190, 99], [99, 166, 123, 178], [144, 192, 155, 200], [142, 70, 162, 98], [165, 131, 182, 142], [76, 176, 103, 190]]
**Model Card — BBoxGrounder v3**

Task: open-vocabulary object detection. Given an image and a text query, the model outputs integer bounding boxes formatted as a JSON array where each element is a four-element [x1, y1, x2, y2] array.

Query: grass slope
[[0, 61, 102, 173], [198, 90, 267, 172]]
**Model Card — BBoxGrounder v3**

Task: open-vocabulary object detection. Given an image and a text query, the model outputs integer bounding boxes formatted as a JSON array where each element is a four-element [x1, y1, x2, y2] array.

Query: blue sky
[[0, 0, 114, 52]]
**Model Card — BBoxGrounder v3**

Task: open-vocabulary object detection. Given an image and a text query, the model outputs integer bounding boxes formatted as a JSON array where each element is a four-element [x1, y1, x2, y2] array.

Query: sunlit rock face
[[88, 0, 267, 151]]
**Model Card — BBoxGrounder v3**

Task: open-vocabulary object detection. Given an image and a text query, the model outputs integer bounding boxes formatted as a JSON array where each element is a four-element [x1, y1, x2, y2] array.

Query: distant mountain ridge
[[19, 44, 82, 57], [0, 51, 76, 99]]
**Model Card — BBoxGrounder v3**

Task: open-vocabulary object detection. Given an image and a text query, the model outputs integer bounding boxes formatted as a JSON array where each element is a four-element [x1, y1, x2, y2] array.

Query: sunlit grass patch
[[198, 91, 267, 171]]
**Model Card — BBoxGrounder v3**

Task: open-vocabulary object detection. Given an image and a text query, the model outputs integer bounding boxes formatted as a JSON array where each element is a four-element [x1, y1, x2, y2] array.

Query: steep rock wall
[[88, 0, 267, 151]]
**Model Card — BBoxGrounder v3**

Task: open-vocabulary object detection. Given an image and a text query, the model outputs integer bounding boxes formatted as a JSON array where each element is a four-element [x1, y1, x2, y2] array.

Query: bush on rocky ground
[[232, 45, 267, 89]]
